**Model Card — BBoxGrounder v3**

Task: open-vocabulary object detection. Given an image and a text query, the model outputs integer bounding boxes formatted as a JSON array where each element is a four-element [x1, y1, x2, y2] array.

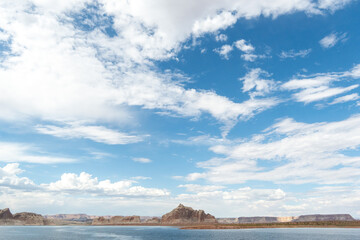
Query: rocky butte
[[161, 204, 217, 224]]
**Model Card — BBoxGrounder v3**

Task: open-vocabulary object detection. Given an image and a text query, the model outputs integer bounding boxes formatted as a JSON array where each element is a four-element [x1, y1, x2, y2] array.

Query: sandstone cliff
[[0, 208, 51, 225], [237, 217, 279, 223], [44, 214, 99, 222], [235, 214, 355, 223], [13, 212, 46, 225], [161, 204, 216, 224], [0, 208, 13, 219], [145, 217, 161, 224], [92, 215, 141, 225], [295, 214, 354, 222]]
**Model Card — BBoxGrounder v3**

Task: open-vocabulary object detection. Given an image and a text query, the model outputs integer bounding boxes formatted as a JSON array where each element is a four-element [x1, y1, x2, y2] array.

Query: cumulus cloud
[[282, 64, 360, 103], [214, 44, 233, 59], [319, 32, 347, 48], [186, 114, 360, 185], [215, 33, 228, 42], [234, 39, 255, 53], [36, 124, 146, 145], [0, 163, 37, 190], [0, 163, 169, 197], [46, 172, 168, 197]]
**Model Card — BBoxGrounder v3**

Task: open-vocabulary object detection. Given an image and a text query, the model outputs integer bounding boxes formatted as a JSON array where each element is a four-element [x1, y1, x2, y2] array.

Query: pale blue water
[[0, 226, 359, 240]]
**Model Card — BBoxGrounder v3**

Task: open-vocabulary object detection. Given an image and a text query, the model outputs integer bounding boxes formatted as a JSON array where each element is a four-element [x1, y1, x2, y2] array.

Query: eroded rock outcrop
[[0, 208, 13, 220], [295, 214, 355, 222], [161, 204, 216, 224], [13, 212, 46, 225], [237, 217, 279, 224], [145, 217, 161, 224], [92, 215, 141, 225]]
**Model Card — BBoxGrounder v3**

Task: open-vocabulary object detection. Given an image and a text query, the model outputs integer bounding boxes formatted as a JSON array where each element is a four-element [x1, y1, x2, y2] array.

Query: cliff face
[[295, 214, 355, 222], [145, 217, 161, 224], [0, 208, 13, 220], [161, 204, 216, 224], [92, 215, 141, 225], [235, 214, 355, 223], [13, 212, 46, 225], [237, 216, 298, 223], [217, 218, 238, 224], [45, 214, 94, 221], [237, 217, 279, 224]]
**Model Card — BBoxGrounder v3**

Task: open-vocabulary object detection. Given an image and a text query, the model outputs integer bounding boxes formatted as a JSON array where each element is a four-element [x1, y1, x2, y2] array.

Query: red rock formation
[[161, 204, 216, 224], [145, 217, 161, 224], [92, 215, 141, 225], [13, 212, 46, 225], [0, 208, 13, 219]]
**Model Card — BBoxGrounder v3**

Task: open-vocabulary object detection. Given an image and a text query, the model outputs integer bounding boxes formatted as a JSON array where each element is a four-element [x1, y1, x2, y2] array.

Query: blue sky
[[0, 0, 360, 218]]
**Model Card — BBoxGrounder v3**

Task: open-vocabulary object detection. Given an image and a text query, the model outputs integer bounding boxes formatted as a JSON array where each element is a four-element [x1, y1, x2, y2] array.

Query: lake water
[[0, 226, 359, 240]]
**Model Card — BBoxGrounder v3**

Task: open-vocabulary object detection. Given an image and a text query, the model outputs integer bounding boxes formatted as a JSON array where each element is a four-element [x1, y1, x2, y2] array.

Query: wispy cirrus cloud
[[186, 114, 360, 185], [282, 64, 360, 103], [36, 124, 146, 145], [319, 32, 347, 48], [279, 49, 312, 58], [0, 142, 76, 164], [330, 93, 360, 105], [132, 157, 152, 163]]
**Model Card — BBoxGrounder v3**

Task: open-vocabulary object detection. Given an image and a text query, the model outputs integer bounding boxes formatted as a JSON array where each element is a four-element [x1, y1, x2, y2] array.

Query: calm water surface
[[0, 226, 359, 240]]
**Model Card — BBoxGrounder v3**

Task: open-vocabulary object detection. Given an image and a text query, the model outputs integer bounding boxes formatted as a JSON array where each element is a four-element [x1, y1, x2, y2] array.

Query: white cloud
[[318, 0, 353, 11], [223, 187, 286, 201], [319, 32, 347, 48], [193, 11, 238, 36], [186, 114, 360, 185], [282, 64, 360, 103], [239, 68, 277, 97], [292, 84, 358, 103], [36, 124, 146, 145], [0, 163, 37, 190], [234, 39, 255, 53], [330, 93, 360, 105], [279, 49, 311, 58], [214, 44, 233, 59], [0, 0, 353, 136], [132, 157, 152, 163], [0, 142, 76, 164], [172, 134, 238, 146], [131, 176, 152, 180], [178, 184, 225, 192], [0, 1, 285, 136], [215, 33, 228, 42], [241, 53, 263, 62], [1, 163, 169, 198], [46, 172, 169, 197], [233, 39, 267, 62]]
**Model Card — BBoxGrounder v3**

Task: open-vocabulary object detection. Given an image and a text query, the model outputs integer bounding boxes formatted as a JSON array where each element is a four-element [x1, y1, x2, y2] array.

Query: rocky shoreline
[[1, 204, 358, 228]]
